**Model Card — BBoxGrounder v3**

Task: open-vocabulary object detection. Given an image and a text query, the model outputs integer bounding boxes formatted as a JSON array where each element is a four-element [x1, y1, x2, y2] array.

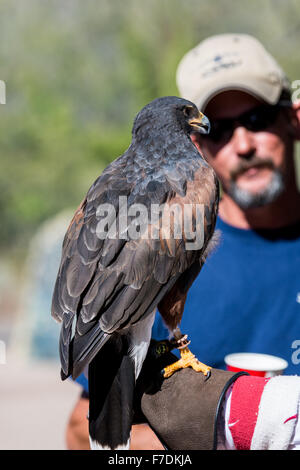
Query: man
[[151, 33, 300, 373], [66, 33, 300, 449]]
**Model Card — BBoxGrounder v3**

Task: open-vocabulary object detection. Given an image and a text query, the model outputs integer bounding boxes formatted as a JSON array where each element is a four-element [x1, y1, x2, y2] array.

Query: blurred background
[[0, 0, 300, 449]]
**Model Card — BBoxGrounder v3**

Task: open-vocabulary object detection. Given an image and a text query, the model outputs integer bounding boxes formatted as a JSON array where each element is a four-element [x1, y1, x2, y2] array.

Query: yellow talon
[[163, 346, 211, 378]]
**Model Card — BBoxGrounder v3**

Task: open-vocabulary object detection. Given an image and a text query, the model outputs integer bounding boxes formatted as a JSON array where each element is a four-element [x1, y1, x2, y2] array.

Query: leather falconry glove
[[133, 340, 247, 450]]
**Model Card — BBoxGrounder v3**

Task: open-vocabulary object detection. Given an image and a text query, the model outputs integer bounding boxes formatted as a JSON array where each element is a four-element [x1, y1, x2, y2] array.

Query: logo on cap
[[201, 52, 243, 78]]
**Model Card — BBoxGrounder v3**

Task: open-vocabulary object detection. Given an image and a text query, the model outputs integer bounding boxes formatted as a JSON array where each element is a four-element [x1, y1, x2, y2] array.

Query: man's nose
[[232, 126, 256, 159]]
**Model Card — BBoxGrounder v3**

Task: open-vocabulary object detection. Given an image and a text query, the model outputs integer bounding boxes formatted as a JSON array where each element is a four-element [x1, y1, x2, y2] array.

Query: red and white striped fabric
[[218, 375, 300, 450]]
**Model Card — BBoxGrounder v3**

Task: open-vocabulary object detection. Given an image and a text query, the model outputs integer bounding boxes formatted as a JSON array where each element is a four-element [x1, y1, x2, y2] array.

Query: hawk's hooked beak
[[188, 112, 210, 135]]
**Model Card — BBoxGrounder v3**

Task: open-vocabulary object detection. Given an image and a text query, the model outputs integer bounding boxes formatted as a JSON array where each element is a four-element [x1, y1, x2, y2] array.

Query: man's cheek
[[256, 133, 284, 162]]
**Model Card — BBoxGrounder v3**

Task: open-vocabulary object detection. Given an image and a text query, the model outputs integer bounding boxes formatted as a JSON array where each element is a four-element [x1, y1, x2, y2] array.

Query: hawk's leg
[[163, 328, 211, 379]]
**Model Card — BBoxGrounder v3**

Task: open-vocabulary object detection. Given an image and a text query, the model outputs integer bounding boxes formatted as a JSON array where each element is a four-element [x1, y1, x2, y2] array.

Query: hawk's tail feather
[[88, 335, 135, 450]]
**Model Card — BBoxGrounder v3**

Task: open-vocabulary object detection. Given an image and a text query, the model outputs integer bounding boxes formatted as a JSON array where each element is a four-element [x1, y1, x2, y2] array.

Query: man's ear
[[291, 100, 300, 141]]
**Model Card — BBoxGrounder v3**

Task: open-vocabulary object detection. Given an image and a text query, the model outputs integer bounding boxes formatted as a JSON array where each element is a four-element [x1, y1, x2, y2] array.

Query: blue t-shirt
[[76, 216, 300, 391], [152, 217, 300, 375]]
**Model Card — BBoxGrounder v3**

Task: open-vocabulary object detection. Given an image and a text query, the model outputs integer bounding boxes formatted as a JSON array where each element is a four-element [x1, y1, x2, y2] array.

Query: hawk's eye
[[183, 106, 194, 118]]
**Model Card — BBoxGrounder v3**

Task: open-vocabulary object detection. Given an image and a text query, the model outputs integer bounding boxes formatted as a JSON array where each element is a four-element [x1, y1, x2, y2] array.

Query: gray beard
[[227, 170, 285, 210]]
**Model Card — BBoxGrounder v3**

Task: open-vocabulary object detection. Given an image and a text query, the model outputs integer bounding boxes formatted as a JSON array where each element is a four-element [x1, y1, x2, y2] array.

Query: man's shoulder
[[216, 216, 300, 251]]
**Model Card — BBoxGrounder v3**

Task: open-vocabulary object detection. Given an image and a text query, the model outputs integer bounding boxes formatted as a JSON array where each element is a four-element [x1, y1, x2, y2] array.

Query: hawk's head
[[132, 96, 210, 143]]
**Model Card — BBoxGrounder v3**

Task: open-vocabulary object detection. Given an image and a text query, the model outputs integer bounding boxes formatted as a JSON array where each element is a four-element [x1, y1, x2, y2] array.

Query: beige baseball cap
[[176, 33, 291, 110]]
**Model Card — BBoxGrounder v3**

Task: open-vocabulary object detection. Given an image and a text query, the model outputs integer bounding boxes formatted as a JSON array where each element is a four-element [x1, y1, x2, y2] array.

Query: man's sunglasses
[[201, 103, 289, 144]]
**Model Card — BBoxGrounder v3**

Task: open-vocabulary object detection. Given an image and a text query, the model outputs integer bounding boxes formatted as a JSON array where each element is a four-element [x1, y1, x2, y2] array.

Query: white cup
[[224, 352, 288, 377]]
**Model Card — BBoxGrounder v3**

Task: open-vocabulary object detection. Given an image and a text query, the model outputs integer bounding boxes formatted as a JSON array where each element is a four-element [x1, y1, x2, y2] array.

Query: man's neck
[[219, 186, 300, 230]]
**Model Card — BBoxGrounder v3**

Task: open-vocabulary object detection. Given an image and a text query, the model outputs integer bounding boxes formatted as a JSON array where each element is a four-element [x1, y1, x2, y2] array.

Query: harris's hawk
[[51, 96, 219, 449]]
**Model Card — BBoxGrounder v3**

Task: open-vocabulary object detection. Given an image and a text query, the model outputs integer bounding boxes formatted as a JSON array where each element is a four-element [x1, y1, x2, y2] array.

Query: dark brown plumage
[[51, 96, 219, 449]]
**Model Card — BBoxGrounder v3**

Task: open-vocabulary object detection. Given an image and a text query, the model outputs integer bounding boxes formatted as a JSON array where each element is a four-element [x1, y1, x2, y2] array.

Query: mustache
[[230, 156, 275, 181]]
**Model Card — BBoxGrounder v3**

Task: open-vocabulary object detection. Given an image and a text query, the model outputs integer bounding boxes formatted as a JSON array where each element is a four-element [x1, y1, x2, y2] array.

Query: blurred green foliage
[[0, 0, 300, 258]]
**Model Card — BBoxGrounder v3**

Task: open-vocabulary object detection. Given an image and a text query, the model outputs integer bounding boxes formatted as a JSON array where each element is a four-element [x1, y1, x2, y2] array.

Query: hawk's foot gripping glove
[[133, 340, 247, 450], [164, 329, 211, 379]]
